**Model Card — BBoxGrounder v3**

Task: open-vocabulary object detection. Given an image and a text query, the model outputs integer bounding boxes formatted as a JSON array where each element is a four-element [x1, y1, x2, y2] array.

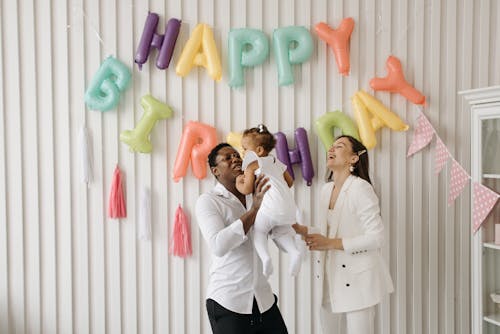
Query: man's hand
[[251, 174, 270, 211]]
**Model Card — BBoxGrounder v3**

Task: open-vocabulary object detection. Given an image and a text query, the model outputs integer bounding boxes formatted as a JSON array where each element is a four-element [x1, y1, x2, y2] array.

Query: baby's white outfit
[[242, 151, 301, 276]]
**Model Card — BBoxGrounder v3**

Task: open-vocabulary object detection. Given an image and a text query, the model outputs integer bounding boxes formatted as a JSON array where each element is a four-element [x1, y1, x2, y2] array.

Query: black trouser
[[206, 295, 288, 334]]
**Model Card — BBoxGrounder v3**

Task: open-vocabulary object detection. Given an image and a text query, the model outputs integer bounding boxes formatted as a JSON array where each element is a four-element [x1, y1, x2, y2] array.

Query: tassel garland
[[108, 165, 127, 218], [79, 126, 93, 184], [138, 187, 151, 241], [169, 204, 192, 257]]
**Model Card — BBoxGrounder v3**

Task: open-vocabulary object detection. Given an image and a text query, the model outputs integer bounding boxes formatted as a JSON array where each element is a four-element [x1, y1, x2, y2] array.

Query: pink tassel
[[108, 165, 127, 218], [169, 204, 192, 257]]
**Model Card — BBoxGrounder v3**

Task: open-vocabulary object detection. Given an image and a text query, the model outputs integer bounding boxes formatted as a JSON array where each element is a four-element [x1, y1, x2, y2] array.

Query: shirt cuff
[[230, 219, 248, 240]]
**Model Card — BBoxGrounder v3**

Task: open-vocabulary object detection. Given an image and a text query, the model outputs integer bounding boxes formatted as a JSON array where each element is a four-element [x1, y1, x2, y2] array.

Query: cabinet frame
[[460, 86, 500, 334]]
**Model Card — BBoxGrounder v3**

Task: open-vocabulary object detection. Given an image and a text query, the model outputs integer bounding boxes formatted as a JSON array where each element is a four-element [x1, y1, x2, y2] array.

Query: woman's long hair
[[328, 135, 371, 185]]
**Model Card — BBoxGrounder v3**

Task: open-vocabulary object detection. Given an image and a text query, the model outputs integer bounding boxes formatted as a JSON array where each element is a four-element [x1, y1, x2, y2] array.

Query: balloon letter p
[[84, 56, 131, 112], [273, 26, 313, 86], [228, 28, 269, 87], [173, 121, 217, 182], [274, 128, 314, 186]]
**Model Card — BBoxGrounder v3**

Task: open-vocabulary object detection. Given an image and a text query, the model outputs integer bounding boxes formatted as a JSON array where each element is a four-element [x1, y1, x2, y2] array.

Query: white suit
[[313, 175, 393, 332]]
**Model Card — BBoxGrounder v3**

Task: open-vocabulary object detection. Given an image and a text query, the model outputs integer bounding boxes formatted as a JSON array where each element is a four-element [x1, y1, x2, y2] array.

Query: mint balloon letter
[[273, 26, 313, 86], [85, 56, 131, 112], [228, 28, 269, 87]]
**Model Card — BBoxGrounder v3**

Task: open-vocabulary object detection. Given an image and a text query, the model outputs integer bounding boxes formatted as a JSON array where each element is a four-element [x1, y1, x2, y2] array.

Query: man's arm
[[240, 174, 269, 233]]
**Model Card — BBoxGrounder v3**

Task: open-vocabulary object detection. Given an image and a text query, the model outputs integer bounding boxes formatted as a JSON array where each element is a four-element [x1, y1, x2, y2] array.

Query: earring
[[349, 165, 354, 173]]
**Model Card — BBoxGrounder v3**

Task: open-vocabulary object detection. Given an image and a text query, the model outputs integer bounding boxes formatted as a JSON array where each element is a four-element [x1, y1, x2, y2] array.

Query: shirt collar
[[212, 182, 236, 199]]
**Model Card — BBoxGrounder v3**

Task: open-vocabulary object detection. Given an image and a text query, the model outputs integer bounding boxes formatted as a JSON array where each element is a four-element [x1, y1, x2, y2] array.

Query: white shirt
[[195, 182, 275, 314]]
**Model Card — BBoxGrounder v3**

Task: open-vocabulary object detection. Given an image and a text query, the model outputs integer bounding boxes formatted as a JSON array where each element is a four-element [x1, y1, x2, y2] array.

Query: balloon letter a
[[175, 24, 222, 81], [314, 18, 354, 76], [173, 121, 217, 182], [370, 56, 426, 105]]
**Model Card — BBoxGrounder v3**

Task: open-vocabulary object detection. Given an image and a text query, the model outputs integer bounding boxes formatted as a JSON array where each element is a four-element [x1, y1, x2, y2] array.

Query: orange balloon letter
[[370, 56, 426, 105], [172, 121, 217, 182], [314, 18, 354, 76]]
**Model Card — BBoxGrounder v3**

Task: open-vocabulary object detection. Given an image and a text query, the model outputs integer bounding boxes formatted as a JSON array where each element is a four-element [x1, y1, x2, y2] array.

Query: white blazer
[[313, 175, 394, 315]]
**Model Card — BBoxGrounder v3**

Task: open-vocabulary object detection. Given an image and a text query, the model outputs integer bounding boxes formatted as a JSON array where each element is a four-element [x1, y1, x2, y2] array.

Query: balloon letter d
[[314, 111, 359, 151], [173, 121, 217, 182], [273, 26, 313, 86], [85, 56, 131, 112]]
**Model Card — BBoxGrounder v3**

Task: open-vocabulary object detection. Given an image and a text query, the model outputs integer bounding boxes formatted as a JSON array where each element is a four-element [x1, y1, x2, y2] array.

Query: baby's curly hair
[[243, 124, 276, 152]]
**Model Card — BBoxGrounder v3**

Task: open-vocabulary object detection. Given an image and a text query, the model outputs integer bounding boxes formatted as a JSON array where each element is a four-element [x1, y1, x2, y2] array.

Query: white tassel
[[138, 187, 151, 241], [80, 126, 93, 184]]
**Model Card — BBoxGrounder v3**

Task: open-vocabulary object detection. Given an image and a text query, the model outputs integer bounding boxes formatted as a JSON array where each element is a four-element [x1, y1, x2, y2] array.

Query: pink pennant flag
[[434, 137, 450, 174], [472, 182, 500, 233], [407, 113, 435, 157], [448, 160, 470, 206]]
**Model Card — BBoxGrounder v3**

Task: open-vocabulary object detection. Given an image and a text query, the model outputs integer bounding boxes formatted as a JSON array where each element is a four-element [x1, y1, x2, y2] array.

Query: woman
[[294, 135, 393, 334]]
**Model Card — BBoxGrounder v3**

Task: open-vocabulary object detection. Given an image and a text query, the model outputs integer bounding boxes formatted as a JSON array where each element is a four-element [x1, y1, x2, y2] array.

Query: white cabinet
[[461, 86, 500, 334]]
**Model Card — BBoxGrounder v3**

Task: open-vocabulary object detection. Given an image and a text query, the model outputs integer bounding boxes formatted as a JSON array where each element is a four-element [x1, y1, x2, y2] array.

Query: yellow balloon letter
[[175, 23, 222, 81]]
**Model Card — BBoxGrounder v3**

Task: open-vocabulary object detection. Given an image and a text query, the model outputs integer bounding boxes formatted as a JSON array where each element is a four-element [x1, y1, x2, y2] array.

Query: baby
[[236, 124, 301, 277]]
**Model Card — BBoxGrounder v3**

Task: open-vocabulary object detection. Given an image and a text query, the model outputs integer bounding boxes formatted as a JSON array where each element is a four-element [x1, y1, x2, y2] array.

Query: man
[[195, 143, 289, 334]]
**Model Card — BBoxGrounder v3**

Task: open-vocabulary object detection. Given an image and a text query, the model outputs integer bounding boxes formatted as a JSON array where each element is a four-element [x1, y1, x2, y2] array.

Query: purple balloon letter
[[135, 12, 181, 70], [274, 128, 314, 186]]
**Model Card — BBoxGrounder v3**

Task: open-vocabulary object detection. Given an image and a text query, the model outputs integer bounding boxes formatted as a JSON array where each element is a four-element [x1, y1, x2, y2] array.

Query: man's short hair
[[208, 143, 232, 168]]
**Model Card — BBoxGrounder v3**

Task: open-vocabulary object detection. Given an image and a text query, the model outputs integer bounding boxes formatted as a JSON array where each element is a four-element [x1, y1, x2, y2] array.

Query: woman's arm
[[284, 170, 294, 187], [304, 233, 344, 250]]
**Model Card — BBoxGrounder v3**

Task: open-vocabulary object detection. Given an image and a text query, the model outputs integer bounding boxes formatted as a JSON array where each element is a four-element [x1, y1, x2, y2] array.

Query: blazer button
[[317, 275, 320, 278], [346, 283, 350, 287], [317, 260, 320, 263], [342, 264, 346, 268]]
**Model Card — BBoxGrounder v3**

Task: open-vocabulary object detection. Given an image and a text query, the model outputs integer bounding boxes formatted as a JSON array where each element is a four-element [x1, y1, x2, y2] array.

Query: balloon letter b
[[173, 121, 217, 182], [120, 95, 173, 153], [315, 18, 355, 76], [370, 56, 426, 105], [228, 28, 269, 87], [175, 24, 222, 81], [135, 12, 181, 70], [85, 56, 131, 112], [314, 111, 359, 151], [273, 26, 313, 86], [274, 128, 314, 186]]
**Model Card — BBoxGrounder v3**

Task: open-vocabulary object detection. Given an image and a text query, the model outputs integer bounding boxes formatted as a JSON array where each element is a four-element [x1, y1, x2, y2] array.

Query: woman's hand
[[305, 234, 343, 251], [292, 223, 308, 237]]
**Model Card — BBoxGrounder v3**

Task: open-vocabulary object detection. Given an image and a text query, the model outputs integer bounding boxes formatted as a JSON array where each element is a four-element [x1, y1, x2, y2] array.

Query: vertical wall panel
[[1, 0, 499, 333]]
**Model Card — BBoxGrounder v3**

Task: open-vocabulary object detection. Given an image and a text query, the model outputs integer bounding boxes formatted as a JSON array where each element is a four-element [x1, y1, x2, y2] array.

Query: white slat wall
[[1, 0, 499, 333]]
